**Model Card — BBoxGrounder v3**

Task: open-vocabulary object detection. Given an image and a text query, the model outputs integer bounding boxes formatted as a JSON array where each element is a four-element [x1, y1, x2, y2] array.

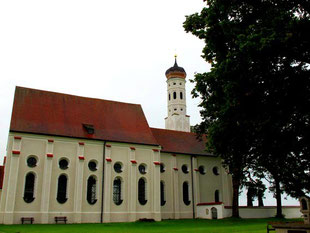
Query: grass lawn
[[0, 218, 299, 233]]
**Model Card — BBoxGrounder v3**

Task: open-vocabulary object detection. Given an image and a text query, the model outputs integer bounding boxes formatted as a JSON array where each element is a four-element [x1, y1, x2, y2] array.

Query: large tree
[[184, 0, 310, 217]]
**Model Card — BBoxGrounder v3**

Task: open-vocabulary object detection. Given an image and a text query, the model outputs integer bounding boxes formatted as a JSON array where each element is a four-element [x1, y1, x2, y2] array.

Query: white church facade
[[0, 59, 233, 224]]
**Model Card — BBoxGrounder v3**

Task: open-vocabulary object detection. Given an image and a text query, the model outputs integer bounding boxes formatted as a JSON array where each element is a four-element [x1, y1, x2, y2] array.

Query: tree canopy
[[184, 0, 310, 217]]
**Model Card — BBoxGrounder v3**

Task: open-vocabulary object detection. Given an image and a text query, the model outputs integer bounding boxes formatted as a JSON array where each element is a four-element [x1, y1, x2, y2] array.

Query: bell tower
[[165, 56, 190, 132]]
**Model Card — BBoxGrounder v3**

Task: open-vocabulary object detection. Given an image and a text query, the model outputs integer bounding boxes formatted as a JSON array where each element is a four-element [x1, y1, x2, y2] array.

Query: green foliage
[[184, 0, 310, 215]]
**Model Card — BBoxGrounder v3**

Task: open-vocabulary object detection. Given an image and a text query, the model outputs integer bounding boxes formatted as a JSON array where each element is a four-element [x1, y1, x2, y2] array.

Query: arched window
[[113, 177, 123, 205], [138, 178, 147, 205], [180, 92, 183, 99], [173, 92, 176, 99], [183, 181, 191, 206], [23, 173, 35, 203], [215, 190, 220, 202], [169, 93, 171, 101], [160, 181, 166, 206], [57, 175, 68, 204], [87, 176, 97, 204]]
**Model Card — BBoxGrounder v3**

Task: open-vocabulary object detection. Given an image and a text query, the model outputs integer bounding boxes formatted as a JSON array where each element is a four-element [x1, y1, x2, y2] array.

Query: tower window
[[138, 178, 147, 205], [180, 92, 183, 99], [169, 93, 171, 101], [23, 172, 35, 203], [87, 176, 97, 204], [181, 108, 183, 111], [113, 177, 123, 205], [57, 175, 68, 204], [173, 92, 176, 99], [179, 83, 182, 85], [173, 82, 176, 85], [183, 181, 191, 206], [174, 108, 177, 111]]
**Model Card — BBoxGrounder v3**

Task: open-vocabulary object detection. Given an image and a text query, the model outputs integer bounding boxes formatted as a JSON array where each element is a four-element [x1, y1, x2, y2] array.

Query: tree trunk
[[258, 194, 264, 207], [232, 176, 240, 218], [275, 177, 283, 218], [247, 188, 254, 207]]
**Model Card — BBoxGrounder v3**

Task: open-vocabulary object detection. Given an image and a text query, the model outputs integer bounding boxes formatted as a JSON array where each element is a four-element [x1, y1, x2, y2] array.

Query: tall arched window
[[160, 181, 166, 206], [180, 92, 183, 99], [138, 178, 147, 205], [183, 181, 190, 206], [173, 92, 176, 99], [215, 190, 220, 202], [87, 176, 97, 205], [113, 177, 123, 205], [169, 93, 171, 100], [57, 175, 68, 204], [23, 173, 35, 203]]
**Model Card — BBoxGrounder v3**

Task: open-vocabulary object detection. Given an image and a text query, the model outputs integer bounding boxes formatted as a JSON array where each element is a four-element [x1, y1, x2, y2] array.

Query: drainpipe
[[190, 155, 195, 219], [100, 141, 106, 223]]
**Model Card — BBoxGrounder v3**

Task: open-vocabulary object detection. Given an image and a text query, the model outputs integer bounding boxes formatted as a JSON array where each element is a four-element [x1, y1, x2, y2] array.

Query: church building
[[0, 59, 233, 224]]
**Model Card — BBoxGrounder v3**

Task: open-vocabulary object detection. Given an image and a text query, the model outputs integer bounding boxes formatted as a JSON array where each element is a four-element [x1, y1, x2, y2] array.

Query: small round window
[[160, 163, 165, 173], [138, 164, 147, 174], [213, 166, 219, 175], [88, 161, 97, 171], [59, 159, 69, 170], [198, 166, 206, 175], [182, 165, 189, 174], [114, 162, 122, 173], [27, 156, 37, 167]]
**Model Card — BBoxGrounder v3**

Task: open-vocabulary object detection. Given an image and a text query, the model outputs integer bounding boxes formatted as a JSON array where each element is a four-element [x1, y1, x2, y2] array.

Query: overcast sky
[[0, 0, 298, 206]]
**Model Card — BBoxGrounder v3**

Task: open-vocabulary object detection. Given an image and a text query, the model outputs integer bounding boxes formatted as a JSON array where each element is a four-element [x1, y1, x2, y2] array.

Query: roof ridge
[[150, 127, 197, 135], [15, 86, 141, 107]]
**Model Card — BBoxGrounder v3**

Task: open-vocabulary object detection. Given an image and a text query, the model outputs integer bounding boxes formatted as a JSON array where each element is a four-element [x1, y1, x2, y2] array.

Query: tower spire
[[164, 57, 190, 132]]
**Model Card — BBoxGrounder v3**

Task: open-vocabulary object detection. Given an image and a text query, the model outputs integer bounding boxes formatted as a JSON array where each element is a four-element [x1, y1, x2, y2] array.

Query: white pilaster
[[3, 136, 22, 224], [152, 149, 161, 221], [103, 145, 112, 222], [73, 142, 85, 223], [192, 156, 200, 217], [128, 147, 137, 222], [172, 154, 179, 219], [40, 139, 54, 223]]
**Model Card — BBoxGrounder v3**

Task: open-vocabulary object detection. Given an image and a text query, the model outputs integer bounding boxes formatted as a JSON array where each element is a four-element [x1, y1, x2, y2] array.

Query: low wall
[[197, 204, 301, 219]]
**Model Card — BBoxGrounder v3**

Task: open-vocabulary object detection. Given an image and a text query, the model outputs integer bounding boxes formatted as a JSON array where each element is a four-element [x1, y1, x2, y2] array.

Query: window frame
[[23, 172, 36, 203], [87, 175, 97, 205]]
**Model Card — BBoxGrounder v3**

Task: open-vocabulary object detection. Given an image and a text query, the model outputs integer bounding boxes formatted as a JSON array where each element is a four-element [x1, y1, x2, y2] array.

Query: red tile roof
[[10, 87, 158, 146], [150, 128, 213, 156]]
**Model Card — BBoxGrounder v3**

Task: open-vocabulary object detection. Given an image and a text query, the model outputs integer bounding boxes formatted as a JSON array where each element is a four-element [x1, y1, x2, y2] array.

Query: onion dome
[[165, 56, 186, 79]]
